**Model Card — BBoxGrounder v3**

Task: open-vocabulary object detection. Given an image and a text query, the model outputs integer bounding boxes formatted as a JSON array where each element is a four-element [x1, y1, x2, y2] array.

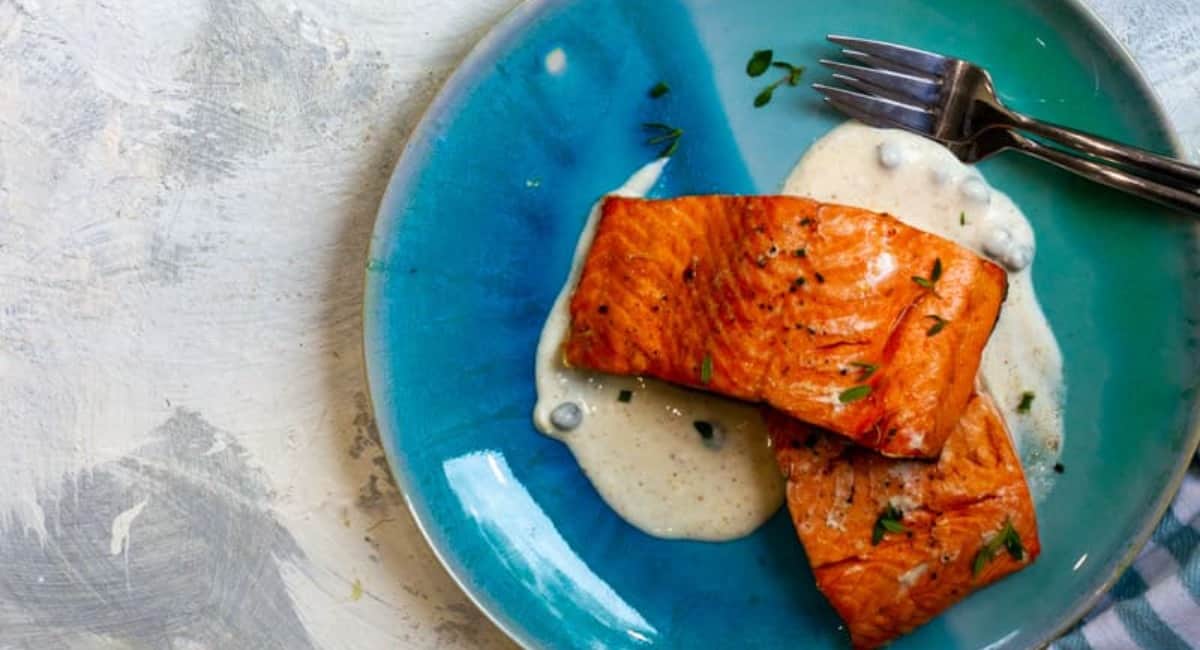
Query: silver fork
[[812, 35, 1200, 215]]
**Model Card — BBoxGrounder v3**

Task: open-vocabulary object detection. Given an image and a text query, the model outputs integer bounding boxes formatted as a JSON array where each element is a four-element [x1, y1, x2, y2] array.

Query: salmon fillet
[[565, 195, 1008, 457], [769, 393, 1040, 648]]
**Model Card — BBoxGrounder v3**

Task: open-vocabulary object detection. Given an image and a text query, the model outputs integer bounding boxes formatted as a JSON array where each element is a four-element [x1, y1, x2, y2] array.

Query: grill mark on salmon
[[769, 393, 1041, 648], [565, 195, 1007, 457]]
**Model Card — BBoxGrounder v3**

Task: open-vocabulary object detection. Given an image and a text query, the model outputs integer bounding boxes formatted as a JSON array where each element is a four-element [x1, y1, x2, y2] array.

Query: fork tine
[[827, 35, 949, 77], [812, 83, 936, 135], [820, 59, 941, 106], [822, 95, 938, 141], [820, 95, 893, 130], [831, 74, 924, 108], [840, 50, 934, 78]]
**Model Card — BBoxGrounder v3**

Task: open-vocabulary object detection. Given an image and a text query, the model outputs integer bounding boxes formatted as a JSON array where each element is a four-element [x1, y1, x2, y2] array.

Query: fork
[[812, 35, 1200, 215]]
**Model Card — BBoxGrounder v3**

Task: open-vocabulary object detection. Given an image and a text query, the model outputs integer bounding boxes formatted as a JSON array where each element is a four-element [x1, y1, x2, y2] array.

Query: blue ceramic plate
[[364, 1, 1200, 647]]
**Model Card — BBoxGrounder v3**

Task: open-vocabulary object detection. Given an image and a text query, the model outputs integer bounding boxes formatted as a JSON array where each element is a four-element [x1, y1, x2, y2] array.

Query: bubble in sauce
[[550, 402, 583, 431], [877, 142, 905, 169], [982, 227, 1032, 271], [961, 177, 991, 204]]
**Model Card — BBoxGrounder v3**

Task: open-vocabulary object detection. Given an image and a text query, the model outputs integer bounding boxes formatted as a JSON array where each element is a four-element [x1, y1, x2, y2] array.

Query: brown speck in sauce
[[598, 305, 609, 314], [815, 272, 825, 284], [682, 266, 695, 282]]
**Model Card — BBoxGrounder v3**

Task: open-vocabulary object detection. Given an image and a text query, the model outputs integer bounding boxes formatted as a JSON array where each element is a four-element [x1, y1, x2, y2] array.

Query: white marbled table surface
[[1, 1, 1197, 648]]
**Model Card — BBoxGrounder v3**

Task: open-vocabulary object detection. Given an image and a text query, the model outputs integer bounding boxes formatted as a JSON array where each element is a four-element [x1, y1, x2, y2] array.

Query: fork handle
[[1004, 110, 1200, 188], [1010, 131, 1200, 215]]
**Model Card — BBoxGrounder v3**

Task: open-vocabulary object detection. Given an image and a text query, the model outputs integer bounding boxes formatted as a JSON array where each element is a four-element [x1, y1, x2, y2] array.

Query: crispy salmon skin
[[565, 195, 1007, 457], [769, 393, 1040, 648]]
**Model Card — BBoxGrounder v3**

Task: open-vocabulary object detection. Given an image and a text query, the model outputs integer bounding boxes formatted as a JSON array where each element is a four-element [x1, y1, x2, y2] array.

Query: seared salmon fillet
[[565, 195, 1007, 457], [769, 393, 1040, 648]]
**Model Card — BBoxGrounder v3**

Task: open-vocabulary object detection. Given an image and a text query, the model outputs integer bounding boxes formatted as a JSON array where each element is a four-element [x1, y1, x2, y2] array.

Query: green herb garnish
[[970, 549, 990, 577], [912, 257, 943, 294], [839, 385, 872, 404], [754, 85, 776, 107], [960, 212, 967, 226], [872, 504, 907, 545], [618, 389, 633, 403], [1017, 391, 1035, 413], [926, 315, 949, 337], [772, 61, 806, 85], [793, 248, 807, 257], [693, 420, 715, 439], [746, 49, 773, 77], [849, 361, 879, 380], [700, 354, 713, 384], [643, 122, 683, 158], [749, 55, 805, 107], [972, 518, 1025, 577], [648, 81, 670, 98]]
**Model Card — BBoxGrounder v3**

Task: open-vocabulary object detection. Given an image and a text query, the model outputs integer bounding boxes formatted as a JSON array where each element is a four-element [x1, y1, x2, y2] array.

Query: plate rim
[[362, 1, 1200, 647], [1039, 3, 1199, 646]]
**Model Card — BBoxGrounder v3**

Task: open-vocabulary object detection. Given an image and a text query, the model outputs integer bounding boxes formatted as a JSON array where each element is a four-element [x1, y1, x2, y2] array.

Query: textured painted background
[[0, 0, 1195, 648]]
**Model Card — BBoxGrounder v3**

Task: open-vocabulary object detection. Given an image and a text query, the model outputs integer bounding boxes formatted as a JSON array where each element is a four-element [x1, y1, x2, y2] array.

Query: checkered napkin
[[1054, 461, 1200, 649]]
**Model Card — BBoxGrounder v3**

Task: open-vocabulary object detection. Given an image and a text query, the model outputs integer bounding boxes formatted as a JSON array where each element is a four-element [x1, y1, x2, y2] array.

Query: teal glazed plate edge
[[363, 0, 1200, 648], [1028, 3, 1198, 647]]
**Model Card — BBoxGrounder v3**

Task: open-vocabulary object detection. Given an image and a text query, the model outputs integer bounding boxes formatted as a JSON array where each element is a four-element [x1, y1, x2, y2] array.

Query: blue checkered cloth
[[1054, 461, 1200, 649]]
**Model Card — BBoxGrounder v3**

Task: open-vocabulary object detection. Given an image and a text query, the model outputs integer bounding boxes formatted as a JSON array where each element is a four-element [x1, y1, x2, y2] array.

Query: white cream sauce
[[532, 159, 785, 541], [784, 122, 1065, 497]]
